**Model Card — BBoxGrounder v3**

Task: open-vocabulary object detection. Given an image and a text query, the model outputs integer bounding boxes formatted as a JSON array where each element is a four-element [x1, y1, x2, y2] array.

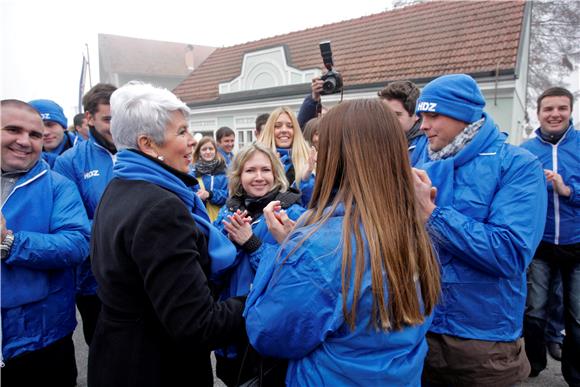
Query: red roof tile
[[174, 0, 525, 104]]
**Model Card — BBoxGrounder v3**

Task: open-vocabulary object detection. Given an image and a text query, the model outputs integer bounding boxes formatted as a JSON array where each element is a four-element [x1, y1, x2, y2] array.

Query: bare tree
[[527, 0, 580, 122]]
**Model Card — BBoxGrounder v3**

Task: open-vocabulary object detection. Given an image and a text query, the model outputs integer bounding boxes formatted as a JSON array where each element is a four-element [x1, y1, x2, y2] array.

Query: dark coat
[[88, 178, 246, 387]]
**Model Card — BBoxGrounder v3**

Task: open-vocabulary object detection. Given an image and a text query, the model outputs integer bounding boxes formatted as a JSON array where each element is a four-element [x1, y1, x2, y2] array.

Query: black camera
[[319, 41, 343, 95]]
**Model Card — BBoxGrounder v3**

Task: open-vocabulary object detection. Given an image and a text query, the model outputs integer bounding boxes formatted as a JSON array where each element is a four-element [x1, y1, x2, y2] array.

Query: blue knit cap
[[415, 74, 485, 123], [29, 99, 68, 129]]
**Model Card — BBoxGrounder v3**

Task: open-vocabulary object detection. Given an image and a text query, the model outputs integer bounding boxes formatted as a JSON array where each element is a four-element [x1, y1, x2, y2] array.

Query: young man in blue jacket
[[1, 99, 90, 386], [53, 83, 117, 346], [413, 74, 547, 386], [378, 80, 428, 166], [521, 87, 579, 385], [28, 99, 81, 167]]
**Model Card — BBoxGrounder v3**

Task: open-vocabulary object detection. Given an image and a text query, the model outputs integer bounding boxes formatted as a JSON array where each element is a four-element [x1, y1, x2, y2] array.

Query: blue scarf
[[113, 149, 236, 277], [418, 113, 503, 206]]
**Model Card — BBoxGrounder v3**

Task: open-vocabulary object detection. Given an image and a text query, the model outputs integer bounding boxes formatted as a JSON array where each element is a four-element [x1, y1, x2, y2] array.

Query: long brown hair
[[288, 99, 439, 331]]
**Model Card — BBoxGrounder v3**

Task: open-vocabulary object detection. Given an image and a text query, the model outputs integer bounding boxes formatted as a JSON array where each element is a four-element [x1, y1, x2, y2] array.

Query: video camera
[[319, 41, 343, 95]]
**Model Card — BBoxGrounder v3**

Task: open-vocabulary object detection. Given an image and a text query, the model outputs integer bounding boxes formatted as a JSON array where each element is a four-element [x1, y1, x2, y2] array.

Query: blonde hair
[[285, 99, 440, 331], [192, 136, 225, 163], [228, 143, 289, 198], [258, 107, 311, 187]]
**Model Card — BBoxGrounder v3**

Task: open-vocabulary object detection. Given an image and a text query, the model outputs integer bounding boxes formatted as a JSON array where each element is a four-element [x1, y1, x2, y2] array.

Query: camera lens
[[323, 77, 337, 93]]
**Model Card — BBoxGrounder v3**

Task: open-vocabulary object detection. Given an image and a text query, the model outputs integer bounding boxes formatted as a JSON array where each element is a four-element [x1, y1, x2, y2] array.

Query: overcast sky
[[1, 0, 392, 121]]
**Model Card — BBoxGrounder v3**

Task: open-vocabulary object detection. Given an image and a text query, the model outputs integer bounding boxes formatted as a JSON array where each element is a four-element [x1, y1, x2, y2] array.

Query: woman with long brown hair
[[244, 99, 440, 386]]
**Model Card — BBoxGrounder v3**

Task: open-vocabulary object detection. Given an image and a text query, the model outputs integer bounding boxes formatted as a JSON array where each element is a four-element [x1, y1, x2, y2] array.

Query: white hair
[[110, 81, 190, 150]]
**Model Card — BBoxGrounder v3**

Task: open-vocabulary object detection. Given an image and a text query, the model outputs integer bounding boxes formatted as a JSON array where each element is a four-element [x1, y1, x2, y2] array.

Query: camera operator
[[297, 78, 325, 130]]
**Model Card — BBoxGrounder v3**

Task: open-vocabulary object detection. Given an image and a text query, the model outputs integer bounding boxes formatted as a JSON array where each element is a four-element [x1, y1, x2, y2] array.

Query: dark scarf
[[113, 149, 236, 277], [406, 118, 423, 145], [90, 126, 117, 154], [193, 158, 226, 177], [538, 124, 571, 145], [226, 188, 301, 220]]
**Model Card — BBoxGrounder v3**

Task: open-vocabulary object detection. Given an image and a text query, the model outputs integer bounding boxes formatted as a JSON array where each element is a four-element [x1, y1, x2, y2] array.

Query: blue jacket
[[41, 131, 82, 168], [297, 94, 318, 129], [521, 123, 580, 245], [409, 134, 428, 167], [53, 134, 115, 295], [244, 206, 432, 386], [218, 148, 234, 167], [1, 160, 90, 360], [196, 173, 229, 207], [277, 148, 315, 206], [416, 114, 547, 341], [214, 202, 305, 299]]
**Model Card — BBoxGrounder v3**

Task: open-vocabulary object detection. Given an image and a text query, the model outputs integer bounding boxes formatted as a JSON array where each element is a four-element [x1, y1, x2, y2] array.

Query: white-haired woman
[[88, 82, 245, 387]]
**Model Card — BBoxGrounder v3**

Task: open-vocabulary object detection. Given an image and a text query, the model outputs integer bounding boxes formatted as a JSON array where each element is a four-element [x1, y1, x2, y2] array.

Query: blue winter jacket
[[297, 94, 318, 129], [53, 133, 115, 295], [416, 113, 547, 341], [214, 202, 305, 299], [245, 205, 432, 386], [409, 134, 429, 167], [1, 159, 90, 360], [196, 173, 229, 207], [277, 148, 315, 206], [218, 148, 234, 167], [521, 123, 580, 245], [41, 131, 82, 168]]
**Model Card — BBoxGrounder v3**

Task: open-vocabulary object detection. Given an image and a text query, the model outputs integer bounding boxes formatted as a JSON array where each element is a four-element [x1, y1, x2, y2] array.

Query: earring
[[157, 155, 165, 161]]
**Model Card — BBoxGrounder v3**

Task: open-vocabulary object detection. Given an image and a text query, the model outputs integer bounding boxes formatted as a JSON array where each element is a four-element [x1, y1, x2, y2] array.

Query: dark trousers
[[524, 241, 580, 386], [544, 266, 564, 344], [0, 333, 77, 387], [76, 293, 102, 345]]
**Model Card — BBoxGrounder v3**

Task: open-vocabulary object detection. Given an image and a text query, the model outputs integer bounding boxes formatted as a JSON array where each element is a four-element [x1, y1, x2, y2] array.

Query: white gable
[[219, 46, 320, 94]]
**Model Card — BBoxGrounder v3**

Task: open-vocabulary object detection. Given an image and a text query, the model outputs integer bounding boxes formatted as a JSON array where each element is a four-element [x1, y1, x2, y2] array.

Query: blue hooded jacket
[[214, 200, 305, 300], [41, 131, 82, 168], [277, 148, 315, 206], [416, 114, 547, 341], [245, 206, 432, 386], [409, 134, 429, 167], [1, 159, 90, 361], [53, 133, 115, 296], [521, 123, 580, 245]]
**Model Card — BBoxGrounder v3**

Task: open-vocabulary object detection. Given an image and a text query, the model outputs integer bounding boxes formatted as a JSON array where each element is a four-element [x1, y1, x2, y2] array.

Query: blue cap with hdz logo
[[29, 99, 68, 129], [415, 74, 485, 124]]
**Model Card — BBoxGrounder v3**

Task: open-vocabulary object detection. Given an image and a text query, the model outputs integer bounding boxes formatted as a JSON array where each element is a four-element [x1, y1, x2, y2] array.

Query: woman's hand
[[263, 201, 296, 244], [303, 146, 317, 181], [196, 188, 210, 201], [412, 168, 437, 223], [223, 210, 253, 245]]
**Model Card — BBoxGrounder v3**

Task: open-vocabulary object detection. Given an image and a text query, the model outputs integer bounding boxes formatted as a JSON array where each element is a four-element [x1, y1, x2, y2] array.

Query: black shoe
[[529, 369, 541, 378], [547, 342, 562, 361]]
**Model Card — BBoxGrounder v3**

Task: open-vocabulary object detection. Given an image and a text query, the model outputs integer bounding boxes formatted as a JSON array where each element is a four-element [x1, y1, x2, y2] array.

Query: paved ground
[[73, 310, 566, 387]]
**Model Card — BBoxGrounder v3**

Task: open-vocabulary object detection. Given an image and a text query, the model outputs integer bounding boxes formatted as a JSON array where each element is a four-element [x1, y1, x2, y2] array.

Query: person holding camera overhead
[[245, 99, 441, 386], [258, 107, 316, 206], [297, 41, 342, 129]]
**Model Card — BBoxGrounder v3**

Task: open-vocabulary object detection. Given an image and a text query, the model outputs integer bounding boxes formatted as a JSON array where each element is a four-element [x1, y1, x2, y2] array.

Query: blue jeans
[[524, 241, 580, 385]]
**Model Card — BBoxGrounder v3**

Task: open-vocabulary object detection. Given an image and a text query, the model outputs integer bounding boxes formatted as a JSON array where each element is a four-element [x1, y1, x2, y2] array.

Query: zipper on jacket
[[551, 143, 560, 245]]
